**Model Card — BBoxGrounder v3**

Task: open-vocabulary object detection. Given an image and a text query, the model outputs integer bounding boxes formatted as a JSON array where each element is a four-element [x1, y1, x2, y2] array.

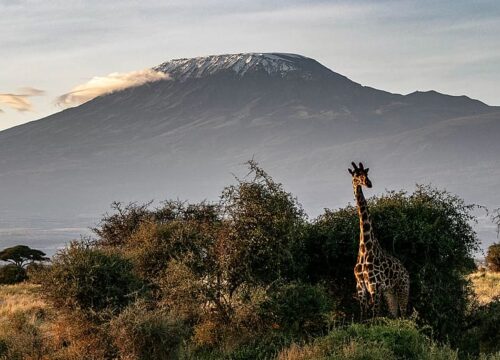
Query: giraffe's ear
[[348, 168, 354, 175], [365, 168, 369, 173]]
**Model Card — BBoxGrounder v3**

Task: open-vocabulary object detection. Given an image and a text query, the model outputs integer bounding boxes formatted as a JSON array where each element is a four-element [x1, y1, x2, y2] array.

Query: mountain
[[0, 53, 499, 253]]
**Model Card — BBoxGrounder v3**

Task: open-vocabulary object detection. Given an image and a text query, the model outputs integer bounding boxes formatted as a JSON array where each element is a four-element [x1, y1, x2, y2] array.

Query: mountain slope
[[0, 53, 498, 251]]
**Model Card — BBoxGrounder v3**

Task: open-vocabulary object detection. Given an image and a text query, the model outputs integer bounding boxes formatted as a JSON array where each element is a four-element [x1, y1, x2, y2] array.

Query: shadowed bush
[[0, 265, 27, 285], [277, 319, 459, 360], [259, 282, 334, 335], [110, 300, 188, 360], [40, 242, 145, 317]]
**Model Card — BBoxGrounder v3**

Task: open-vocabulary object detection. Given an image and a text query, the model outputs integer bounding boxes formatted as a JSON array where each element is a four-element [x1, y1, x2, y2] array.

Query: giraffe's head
[[348, 162, 372, 188]]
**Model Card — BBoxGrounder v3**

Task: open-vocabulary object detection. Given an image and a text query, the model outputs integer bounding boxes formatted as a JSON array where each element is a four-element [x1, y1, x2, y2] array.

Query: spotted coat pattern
[[350, 163, 410, 318]]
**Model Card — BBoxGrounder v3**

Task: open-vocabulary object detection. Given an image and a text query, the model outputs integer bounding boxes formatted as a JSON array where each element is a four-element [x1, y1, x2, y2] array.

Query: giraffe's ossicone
[[348, 162, 410, 318]]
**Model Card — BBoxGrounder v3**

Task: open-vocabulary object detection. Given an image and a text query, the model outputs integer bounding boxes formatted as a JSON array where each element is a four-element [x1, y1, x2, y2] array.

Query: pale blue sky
[[1, 0, 499, 130]]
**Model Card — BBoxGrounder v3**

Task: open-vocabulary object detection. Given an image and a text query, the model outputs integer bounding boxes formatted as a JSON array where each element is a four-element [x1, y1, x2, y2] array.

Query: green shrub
[[124, 205, 220, 282], [278, 319, 458, 360], [110, 300, 187, 360], [40, 241, 144, 317], [0, 264, 27, 284], [301, 186, 479, 342], [259, 282, 334, 334], [461, 299, 500, 356], [188, 331, 293, 360], [486, 243, 500, 272], [220, 160, 306, 289]]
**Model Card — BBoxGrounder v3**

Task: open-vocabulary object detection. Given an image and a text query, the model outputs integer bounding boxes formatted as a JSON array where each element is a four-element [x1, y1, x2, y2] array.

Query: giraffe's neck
[[353, 184, 379, 259]]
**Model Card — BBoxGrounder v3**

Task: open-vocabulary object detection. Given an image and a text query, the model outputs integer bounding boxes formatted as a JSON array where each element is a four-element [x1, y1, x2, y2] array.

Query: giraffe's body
[[349, 162, 409, 318]]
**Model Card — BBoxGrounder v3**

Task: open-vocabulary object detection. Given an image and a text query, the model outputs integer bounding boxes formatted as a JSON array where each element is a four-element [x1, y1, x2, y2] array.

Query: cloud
[[57, 69, 169, 107], [0, 87, 45, 113]]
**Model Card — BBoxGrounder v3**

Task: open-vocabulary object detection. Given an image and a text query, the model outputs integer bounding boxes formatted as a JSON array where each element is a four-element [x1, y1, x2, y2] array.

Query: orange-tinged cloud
[[57, 69, 169, 107], [0, 87, 45, 113]]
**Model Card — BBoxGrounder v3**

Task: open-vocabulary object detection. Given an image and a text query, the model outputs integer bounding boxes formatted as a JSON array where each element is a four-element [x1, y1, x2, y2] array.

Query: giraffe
[[348, 162, 409, 318]]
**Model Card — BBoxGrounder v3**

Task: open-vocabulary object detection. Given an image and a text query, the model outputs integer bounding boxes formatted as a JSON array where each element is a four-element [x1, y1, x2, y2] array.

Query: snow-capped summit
[[154, 53, 328, 81]]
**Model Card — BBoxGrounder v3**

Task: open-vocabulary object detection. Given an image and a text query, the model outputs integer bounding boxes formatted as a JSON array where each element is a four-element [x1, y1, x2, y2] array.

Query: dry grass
[[277, 342, 324, 360], [0, 282, 47, 319], [469, 271, 500, 304]]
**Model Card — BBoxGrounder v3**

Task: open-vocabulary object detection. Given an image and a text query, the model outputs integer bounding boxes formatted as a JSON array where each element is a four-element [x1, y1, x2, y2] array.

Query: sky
[[1, 0, 499, 131]]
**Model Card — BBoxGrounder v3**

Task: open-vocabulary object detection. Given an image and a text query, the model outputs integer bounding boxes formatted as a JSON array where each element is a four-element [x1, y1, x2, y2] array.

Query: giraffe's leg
[[368, 284, 380, 318], [383, 289, 398, 318], [372, 292, 382, 318], [396, 280, 410, 317], [356, 281, 369, 320]]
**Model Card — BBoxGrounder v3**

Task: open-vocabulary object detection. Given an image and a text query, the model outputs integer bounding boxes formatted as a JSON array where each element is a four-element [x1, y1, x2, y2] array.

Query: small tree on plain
[[0, 245, 48, 269]]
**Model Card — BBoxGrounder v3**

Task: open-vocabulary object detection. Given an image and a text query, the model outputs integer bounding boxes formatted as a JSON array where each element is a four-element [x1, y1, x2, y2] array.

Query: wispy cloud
[[0, 87, 45, 113], [56, 69, 169, 107]]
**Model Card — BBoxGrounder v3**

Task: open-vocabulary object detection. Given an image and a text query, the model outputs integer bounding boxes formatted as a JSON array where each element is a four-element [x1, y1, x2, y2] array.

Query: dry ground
[[469, 271, 500, 304]]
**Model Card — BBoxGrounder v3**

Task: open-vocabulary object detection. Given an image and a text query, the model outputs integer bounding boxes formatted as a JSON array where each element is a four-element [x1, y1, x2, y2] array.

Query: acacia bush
[[40, 242, 145, 317], [220, 160, 306, 289], [122, 202, 221, 283]]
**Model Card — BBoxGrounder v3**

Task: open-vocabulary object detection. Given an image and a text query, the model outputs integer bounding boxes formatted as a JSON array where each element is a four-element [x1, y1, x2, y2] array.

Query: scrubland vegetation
[[1, 161, 499, 359]]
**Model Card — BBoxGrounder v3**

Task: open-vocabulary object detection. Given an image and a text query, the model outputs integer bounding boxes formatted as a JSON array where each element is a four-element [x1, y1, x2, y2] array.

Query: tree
[[0, 245, 48, 269], [220, 160, 306, 291]]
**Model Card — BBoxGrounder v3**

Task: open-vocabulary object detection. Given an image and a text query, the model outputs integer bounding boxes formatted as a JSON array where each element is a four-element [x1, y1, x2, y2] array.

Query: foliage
[[110, 300, 188, 360], [123, 201, 221, 282], [301, 186, 480, 342], [259, 282, 334, 334], [93, 201, 154, 248], [277, 319, 459, 360], [220, 160, 306, 290], [0, 265, 27, 285], [461, 299, 500, 356], [486, 243, 500, 272], [0, 245, 48, 268], [40, 241, 145, 317], [0, 310, 48, 360], [48, 311, 118, 360]]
